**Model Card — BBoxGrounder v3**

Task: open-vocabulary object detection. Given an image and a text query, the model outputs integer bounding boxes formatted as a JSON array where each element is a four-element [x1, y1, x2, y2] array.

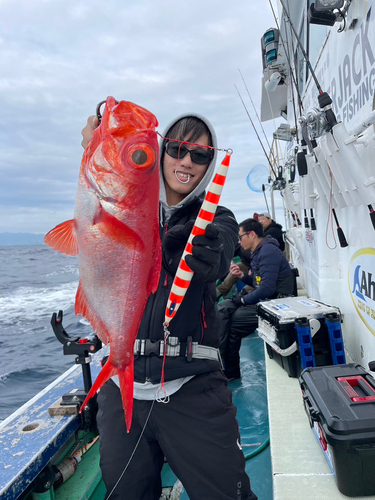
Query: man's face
[[163, 133, 210, 206], [259, 215, 271, 229], [238, 227, 254, 251]]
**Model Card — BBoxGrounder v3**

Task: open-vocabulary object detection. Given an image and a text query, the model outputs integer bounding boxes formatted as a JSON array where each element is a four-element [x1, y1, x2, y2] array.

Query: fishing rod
[[278, 0, 338, 129], [234, 83, 277, 179], [268, 0, 320, 229], [262, 184, 270, 213], [268, 0, 318, 157], [268, 0, 303, 125], [238, 68, 276, 164], [332, 209, 348, 248]]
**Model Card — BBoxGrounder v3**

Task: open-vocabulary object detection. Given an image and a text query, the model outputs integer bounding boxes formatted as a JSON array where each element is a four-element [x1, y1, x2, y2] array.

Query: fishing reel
[[284, 145, 298, 183], [272, 178, 287, 191], [299, 109, 330, 142]]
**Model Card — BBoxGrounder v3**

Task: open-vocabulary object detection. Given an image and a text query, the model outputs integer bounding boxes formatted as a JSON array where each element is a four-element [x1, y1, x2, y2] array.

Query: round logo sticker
[[348, 248, 375, 336]]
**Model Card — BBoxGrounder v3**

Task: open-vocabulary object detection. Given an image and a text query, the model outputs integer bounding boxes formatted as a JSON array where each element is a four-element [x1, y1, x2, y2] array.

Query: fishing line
[[262, 184, 270, 213], [264, 85, 282, 171], [278, 0, 322, 94], [238, 68, 276, 164], [157, 132, 232, 154], [234, 84, 277, 178], [278, 0, 337, 129], [268, 0, 303, 131], [283, 0, 302, 120], [106, 399, 156, 500]]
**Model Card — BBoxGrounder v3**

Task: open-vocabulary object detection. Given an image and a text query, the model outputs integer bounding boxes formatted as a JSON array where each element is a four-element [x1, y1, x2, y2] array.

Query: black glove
[[232, 294, 246, 306], [185, 223, 224, 284], [162, 220, 194, 274]]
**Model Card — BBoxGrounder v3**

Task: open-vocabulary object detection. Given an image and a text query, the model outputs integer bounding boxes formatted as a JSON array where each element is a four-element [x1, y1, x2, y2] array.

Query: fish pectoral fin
[[44, 220, 78, 256], [147, 232, 162, 295], [94, 207, 145, 251]]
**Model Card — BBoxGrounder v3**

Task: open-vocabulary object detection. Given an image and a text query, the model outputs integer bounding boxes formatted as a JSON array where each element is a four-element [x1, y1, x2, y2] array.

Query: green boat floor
[[54, 440, 105, 500], [161, 333, 272, 500]]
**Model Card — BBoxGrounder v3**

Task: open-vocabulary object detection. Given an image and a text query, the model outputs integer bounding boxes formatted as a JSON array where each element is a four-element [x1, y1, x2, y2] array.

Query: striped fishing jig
[[163, 149, 233, 335]]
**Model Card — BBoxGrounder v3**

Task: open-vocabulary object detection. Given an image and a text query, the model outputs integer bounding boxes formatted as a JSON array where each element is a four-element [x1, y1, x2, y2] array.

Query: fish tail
[[79, 357, 135, 433]]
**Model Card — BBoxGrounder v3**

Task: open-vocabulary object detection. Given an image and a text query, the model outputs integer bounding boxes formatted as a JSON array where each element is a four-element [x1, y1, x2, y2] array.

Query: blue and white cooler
[[257, 296, 346, 377]]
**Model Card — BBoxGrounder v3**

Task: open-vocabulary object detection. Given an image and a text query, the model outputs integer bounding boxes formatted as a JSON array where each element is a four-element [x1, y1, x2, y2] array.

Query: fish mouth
[[174, 170, 192, 184]]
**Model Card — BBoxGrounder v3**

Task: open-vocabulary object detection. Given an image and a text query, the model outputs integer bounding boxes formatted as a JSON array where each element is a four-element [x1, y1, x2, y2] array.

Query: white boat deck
[[266, 351, 375, 500]]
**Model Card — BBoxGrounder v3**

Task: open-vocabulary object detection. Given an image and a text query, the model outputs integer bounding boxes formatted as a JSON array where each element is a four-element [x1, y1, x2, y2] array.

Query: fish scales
[[45, 97, 162, 431]]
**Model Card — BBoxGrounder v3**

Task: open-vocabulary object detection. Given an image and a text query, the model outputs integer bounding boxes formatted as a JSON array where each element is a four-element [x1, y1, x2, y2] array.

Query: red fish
[[45, 97, 162, 431]]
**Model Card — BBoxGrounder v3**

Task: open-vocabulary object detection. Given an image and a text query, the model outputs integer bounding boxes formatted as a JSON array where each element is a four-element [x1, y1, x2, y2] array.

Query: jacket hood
[[158, 112, 218, 222], [269, 221, 282, 230], [253, 234, 280, 253]]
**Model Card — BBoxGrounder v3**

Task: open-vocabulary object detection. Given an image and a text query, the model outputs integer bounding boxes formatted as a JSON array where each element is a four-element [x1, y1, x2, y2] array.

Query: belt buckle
[[144, 339, 162, 356]]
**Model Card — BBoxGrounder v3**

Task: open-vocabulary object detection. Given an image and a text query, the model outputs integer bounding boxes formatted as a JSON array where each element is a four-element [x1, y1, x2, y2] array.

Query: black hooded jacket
[[264, 221, 285, 252], [134, 197, 238, 384]]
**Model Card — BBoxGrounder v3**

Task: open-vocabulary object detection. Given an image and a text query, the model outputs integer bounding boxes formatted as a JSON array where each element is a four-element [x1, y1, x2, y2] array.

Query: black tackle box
[[257, 296, 346, 377], [299, 364, 375, 497]]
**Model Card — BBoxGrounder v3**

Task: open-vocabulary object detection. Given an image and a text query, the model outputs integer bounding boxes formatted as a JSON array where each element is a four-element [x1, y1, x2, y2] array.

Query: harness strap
[[133, 337, 221, 363]]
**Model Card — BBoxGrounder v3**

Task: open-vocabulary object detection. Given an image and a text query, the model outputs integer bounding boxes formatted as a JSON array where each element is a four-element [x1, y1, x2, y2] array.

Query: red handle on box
[[337, 376, 375, 402]]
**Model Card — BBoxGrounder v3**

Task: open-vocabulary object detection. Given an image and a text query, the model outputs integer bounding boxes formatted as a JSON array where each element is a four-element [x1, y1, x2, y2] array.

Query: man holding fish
[[72, 104, 258, 500]]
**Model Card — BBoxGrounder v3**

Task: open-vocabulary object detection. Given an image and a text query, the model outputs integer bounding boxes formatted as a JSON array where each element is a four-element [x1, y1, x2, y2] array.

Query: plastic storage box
[[299, 364, 375, 497], [257, 296, 346, 377]]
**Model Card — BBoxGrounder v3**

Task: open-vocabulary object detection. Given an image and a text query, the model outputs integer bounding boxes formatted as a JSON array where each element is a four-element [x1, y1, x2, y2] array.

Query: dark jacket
[[264, 221, 285, 252], [233, 243, 251, 269], [241, 236, 293, 305], [134, 196, 238, 384]]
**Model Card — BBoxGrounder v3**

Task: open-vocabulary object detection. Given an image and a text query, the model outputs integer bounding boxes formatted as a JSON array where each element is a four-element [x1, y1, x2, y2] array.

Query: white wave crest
[[0, 281, 78, 324], [45, 265, 79, 277]]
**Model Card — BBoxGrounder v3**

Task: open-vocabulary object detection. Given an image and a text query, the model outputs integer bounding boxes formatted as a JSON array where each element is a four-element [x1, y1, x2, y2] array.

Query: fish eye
[[132, 149, 148, 165], [127, 144, 156, 170]]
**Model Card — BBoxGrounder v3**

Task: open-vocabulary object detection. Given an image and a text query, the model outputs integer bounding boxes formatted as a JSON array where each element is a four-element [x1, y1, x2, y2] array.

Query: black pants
[[97, 371, 258, 500], [217, 300, 258, 378]]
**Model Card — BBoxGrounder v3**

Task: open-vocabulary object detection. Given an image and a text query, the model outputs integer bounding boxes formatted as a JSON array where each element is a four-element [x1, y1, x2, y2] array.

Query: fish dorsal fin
[[94, 206, 145, 251], [44, 220, 78, 256]]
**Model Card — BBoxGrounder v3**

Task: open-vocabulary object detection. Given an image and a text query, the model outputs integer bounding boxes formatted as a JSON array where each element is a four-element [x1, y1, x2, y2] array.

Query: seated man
[[216, 212, 259, 299], [217, 218, 294, 380], [258, 212, 285, 252], [216, 244, 251, 299]]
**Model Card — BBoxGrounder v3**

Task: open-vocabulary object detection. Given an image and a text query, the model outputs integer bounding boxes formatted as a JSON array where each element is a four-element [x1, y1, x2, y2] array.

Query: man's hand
[[185, 223, 224, 283], [81, 115, 99, 149], [231, 294, 245, 306], [230, 263, 244, 279]]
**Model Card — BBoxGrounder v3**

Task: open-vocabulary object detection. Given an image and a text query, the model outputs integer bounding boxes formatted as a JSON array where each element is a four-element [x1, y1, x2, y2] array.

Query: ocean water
[[0, 244, 94, 421]]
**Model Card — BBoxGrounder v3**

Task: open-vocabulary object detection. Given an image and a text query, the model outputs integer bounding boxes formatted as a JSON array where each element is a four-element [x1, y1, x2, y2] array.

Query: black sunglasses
[[165, 141, 213, 166]]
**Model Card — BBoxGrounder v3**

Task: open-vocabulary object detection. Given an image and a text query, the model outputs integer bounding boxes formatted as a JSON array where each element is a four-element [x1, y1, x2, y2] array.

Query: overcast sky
[[0, 0, 284, 235]]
